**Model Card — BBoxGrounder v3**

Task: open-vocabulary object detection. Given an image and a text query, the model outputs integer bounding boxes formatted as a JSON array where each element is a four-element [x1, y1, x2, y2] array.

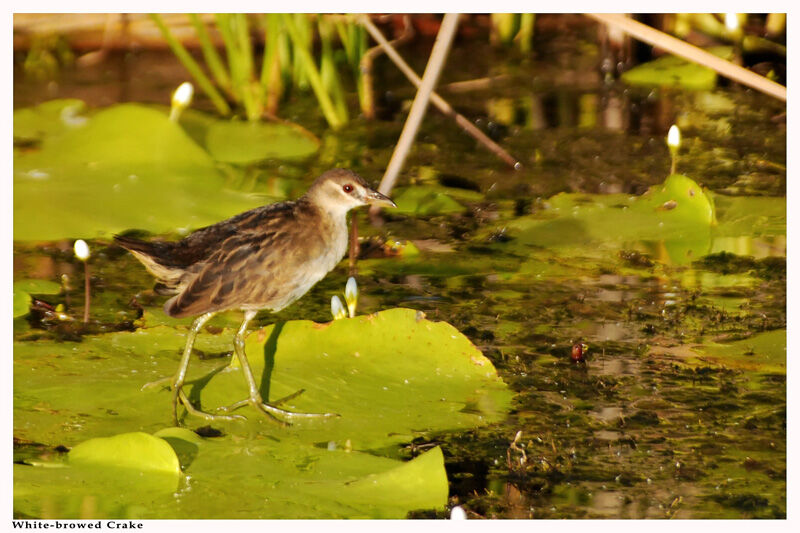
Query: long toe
[[257, 401, 340, 421], [177, 389, 247, 422]]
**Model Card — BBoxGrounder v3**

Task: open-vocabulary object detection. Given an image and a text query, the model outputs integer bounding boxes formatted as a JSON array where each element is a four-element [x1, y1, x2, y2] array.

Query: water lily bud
[[344, 276, 358, 318], [667, 125, 681, 150], [725, 13, 739, 32], [170, 82, 194, 121], [74, 239, 90, 261], [450, 506, 467, 520], [331, 295, 347, 320]]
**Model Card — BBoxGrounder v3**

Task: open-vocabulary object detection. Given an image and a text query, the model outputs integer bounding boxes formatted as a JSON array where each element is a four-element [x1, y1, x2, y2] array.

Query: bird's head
[[306, 169, 396, 216]]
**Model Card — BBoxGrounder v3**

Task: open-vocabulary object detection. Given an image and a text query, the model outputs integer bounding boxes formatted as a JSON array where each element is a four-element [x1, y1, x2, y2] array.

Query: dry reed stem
[[587, 13, 786, 102]]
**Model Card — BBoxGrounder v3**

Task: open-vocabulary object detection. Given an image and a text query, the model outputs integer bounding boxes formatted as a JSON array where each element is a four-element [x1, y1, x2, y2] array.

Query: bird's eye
[[342, 184, 354, 193]]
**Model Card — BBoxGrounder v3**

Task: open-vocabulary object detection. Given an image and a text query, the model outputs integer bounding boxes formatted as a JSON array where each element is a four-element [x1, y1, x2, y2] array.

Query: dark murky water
[[14, 19, 785, 519]]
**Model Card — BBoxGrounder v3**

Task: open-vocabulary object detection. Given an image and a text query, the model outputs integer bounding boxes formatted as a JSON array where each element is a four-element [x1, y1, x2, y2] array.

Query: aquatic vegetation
[[12, 14, 786, 519], [621, 46, 733, 90], [13, 279, 62, 318], [151, 14, 369, 128], [13, 101, 320, 240], [14, 308, 511, 517]]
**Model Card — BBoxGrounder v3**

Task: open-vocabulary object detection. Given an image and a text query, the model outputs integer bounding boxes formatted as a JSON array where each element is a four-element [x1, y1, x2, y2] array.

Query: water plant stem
[[260, 14, 284, 114], [188, 14, 232, 94], [374, 13, 460, 201], [349, 216, 359, 276], [587, 13, 786, 102], [361, 16, 521, 170], [149, 14, 231, 116], [283, 14, 345, 129], [517, 14, 535, 53]]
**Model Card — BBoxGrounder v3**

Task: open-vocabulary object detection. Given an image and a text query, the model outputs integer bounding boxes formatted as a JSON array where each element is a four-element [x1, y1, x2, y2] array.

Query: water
[[13, 22, 785, 519]]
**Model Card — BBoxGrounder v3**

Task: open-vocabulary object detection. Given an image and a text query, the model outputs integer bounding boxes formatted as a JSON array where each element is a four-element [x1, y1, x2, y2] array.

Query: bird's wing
[[163, 204, 324, 318], [169, 202, 294, 267], [164, 232, 277, 318]]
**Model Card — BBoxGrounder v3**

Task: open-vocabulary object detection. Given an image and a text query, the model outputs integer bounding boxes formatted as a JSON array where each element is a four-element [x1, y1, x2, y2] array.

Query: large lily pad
[[13, 307, 511, 518], [13, 103, 264, 241], [14, 432, 447, 519]]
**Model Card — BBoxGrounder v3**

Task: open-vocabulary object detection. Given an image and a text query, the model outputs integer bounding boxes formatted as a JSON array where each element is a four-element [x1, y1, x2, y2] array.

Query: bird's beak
[[364, 188, 396, 208]]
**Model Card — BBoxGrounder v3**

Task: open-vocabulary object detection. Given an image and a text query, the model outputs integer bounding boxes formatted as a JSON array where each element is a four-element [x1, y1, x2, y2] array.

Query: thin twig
[[587, 13, 786, 102], [360, 16, 521, 170], [438, 74, 512, 93], [348, 216, 359, 276], [373, 13, 461, 201]]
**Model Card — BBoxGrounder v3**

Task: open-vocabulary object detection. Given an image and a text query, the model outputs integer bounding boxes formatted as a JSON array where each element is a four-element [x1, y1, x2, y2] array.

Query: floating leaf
[[69, 432, 181, 476], [13, 307, 511, 517], [393, 186, 466, 215], [153, 427, 204, 470], [13, 99, 88, 143], [13, 279, 62, 318], [502, 174, 716, 264], [13, 103, 263, 241], [621, 46, 733, 90], [205, 119, 320, 164], [15, 436, 447, 518], [691, 329, 786, 374], [13, 291, 31, 319]]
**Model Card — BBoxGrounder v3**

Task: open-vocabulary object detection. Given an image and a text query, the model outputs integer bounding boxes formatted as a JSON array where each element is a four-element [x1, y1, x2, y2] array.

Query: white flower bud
[[331, 295, 347, 320], [170, 82, 194, 121], [667, 125, 681, 149], [344, 277, 358, 318], [74, 239, 90, 261]]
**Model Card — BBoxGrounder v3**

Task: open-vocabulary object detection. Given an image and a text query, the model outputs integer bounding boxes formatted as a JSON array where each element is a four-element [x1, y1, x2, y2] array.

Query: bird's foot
[[174, 388, 246, 425], [216, 390, 339, 426]]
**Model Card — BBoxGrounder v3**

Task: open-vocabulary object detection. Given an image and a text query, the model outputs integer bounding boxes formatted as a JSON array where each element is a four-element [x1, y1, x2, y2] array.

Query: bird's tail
[[113, 235, 184, 294]]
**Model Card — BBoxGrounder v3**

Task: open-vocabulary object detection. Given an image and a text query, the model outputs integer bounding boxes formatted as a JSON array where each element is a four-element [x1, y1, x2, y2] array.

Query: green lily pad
[[13, 102, 263, 241], [621, 46, 733, 90], [393, 186, 466, 215], [503, 174, 715, 264], [13, 99, 88, 143], [713, 195, 786, 238], [13, 279, 62, 318], [13, 307, 510, 517], [69, 431, 181, 476], [205, 119, 320, 164], [153, 427, 203, 470], [14, 434, 447, 519], [13, 432, 183, 518], [691, 329, 786, 374]]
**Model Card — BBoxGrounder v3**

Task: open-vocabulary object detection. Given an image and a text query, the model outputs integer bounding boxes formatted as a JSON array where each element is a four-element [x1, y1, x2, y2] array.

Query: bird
[[114, 168, 396, 425]]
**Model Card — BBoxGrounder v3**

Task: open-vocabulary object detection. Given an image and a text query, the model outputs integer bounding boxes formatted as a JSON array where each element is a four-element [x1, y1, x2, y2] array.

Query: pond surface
[[13, 20, 785, 519]]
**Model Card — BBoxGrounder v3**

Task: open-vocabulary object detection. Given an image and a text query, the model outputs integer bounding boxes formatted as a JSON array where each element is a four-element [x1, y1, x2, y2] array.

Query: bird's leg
[[219, 311, 339, 424], [171, 311, 244, 425]]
